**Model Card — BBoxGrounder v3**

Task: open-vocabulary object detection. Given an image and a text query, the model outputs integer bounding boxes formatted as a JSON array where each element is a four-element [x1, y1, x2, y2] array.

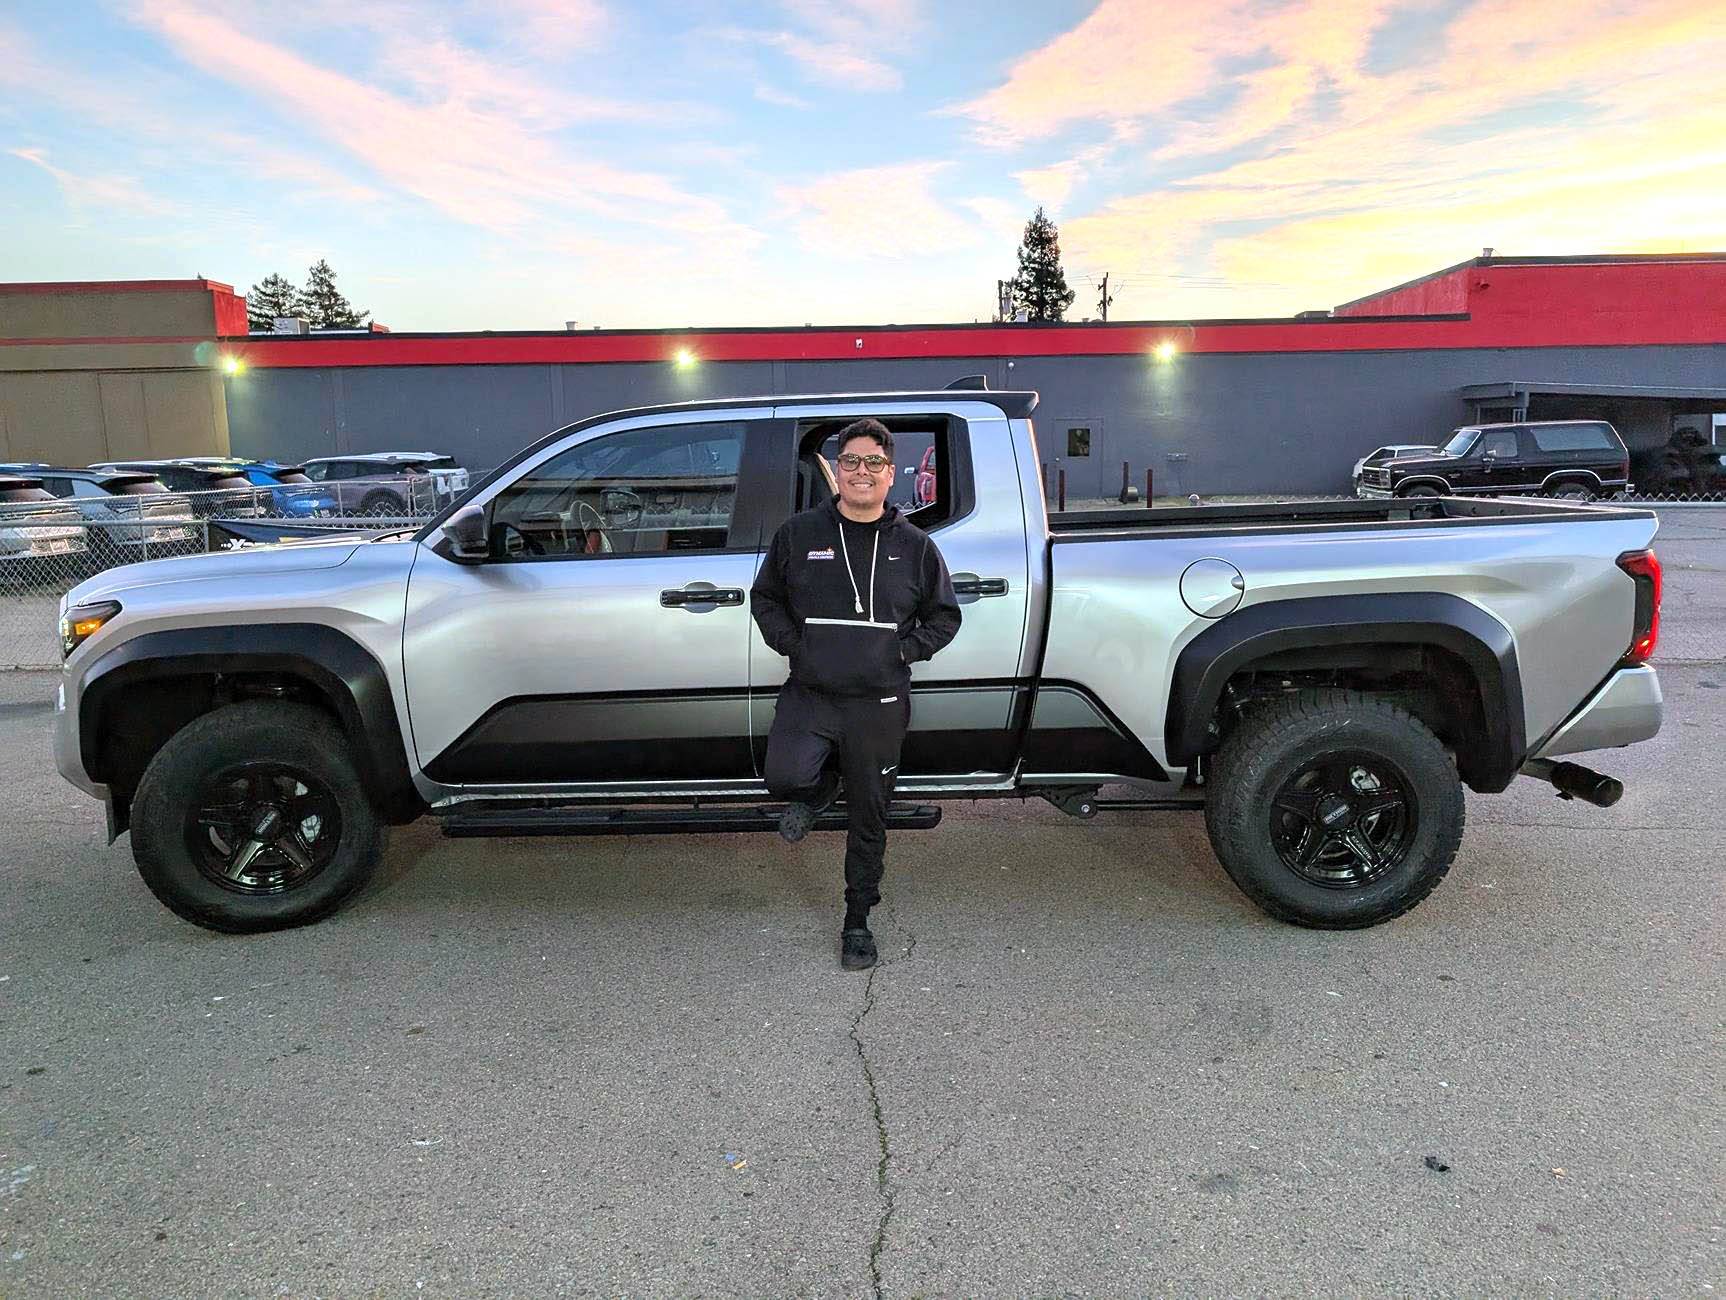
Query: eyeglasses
[[836, 452, 891, 473]]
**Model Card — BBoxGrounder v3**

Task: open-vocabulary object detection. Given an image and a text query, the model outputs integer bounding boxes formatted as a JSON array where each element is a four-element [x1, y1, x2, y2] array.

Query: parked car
[[1350, 443, 1438, 490], [158, 458, 341, 518], [0, 474, 89, 575], [0, 465, 198, 565], [90, 462, 275, 519], [57, 386, 1662, 936], [299, 453, 470, 515], [1356, 420, 1631, 500]]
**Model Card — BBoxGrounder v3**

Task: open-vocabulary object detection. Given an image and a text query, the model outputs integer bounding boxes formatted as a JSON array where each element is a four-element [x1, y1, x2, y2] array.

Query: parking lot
[[1, 509, 1721, 1297]]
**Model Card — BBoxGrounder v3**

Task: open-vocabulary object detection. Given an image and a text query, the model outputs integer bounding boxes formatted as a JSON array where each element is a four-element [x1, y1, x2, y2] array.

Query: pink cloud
[[776, 162, 983, 258], [130, 0, 742, 239]]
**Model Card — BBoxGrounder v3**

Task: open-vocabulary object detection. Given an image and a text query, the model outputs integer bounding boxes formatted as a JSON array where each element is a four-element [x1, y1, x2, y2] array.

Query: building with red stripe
[[4, 254, 1724, 496]]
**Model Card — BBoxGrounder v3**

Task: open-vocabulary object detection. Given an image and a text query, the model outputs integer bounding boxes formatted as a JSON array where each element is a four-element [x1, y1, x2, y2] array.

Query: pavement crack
[[849, 903, 915, 1300]]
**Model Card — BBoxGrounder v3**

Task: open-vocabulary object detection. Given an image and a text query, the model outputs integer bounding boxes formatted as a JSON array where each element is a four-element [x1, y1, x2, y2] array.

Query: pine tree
[[1007, 206, 1076, 323], [245, 273, 305, 331], [298, 259, 370, 330]]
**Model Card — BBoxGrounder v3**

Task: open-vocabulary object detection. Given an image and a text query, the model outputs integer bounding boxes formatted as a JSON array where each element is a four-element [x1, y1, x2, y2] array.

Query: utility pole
[[996, 279, 1014, 323], [1097, 272, 1113, 322]]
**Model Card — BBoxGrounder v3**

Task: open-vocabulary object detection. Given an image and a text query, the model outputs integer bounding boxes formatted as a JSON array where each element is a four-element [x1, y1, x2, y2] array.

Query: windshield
[[1442, 429, 1479, 457]]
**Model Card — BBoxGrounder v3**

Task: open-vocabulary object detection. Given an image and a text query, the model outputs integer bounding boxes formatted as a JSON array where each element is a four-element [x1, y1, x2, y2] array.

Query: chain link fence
[[0, 479, 455, 670]]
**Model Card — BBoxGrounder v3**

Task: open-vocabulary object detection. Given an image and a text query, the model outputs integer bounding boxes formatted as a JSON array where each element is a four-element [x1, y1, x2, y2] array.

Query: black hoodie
[[751, 496, 962, 697]]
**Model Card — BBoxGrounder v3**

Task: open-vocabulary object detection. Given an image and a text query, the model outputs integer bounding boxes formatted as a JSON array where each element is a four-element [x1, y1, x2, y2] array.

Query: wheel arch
[[80, 624, 423, 830], [1166, 593, 1527, 792]]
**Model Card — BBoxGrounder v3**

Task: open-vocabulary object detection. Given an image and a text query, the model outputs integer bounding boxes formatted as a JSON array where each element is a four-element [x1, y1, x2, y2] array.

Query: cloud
[[129, 0, 743, 240], [8, 147, 183, 219], [723, 0, 921, 91], [776, 162, 982, 258], [959, 0, 1726, 319], [754, 83, 812, 110]]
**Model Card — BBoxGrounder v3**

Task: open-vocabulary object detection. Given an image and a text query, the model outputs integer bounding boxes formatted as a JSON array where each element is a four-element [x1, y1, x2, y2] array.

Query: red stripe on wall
[[219, 312, 1726, 369]]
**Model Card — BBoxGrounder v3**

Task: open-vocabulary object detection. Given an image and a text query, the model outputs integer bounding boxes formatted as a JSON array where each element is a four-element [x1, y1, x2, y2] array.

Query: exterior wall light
[[1153, 341, 1178, 363]]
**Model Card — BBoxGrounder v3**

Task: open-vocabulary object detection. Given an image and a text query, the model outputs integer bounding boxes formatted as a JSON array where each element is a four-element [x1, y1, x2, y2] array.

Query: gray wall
[[224, 344, 1726, 497]]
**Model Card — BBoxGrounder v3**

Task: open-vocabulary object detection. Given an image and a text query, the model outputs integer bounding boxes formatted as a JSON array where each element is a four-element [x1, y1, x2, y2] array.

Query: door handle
[[660, 586, 744, 608], [952, 577, 1009, 597]]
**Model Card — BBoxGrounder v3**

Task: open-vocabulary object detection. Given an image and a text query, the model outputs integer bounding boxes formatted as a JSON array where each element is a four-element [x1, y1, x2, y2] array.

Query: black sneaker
[[841, 927, 878, 971], [778, 774, 839, 844]]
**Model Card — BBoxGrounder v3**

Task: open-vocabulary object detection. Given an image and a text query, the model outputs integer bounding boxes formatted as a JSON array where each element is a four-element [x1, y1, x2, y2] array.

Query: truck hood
[[65, 535, 365, 606]]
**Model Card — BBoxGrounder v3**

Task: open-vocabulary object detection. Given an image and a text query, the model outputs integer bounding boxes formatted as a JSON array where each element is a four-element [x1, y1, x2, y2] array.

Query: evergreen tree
[[245, 273, 304, 331], [1007, 206, 1076, 323], [298, 259, 370, 329]]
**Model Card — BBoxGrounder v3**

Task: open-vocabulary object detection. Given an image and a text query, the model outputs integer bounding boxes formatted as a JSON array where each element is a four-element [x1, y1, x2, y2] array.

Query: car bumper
[[1531, 665, 1663, 760], [1355, 483, 1393, 499]]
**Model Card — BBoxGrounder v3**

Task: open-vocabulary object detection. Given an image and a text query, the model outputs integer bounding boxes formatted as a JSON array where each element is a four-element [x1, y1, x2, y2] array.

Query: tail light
[[1616, 549, 1661, 665]]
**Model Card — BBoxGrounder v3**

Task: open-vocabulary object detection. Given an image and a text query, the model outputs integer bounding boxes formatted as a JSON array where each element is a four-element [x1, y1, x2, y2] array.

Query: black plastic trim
[[79, 625, 423, 822], [1022, 680, 1170, 782], [1165, 593, 1526, 792]]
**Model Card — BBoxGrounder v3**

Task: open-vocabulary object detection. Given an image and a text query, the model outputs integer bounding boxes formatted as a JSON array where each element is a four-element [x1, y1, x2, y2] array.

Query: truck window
[[794, 414, 963, 531], [1530, 423, 1616, 452], [1480, 430, 1519, 458], [489, 421, 745, 558]]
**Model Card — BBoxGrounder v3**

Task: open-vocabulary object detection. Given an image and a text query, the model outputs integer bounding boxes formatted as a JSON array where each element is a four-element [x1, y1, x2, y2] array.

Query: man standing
[[751, 419, 961, 970]]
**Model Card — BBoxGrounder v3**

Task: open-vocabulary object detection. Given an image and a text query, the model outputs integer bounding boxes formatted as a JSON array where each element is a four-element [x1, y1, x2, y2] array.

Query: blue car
[[96, 459, 342, 519]]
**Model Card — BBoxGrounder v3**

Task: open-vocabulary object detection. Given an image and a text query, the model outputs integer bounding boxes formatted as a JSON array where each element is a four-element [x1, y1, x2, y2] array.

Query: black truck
[[1357, 420, 1631, 500]]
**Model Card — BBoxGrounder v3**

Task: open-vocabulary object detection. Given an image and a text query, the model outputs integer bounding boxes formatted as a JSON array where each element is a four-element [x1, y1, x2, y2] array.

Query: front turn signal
[[60, 601, 121, 660]]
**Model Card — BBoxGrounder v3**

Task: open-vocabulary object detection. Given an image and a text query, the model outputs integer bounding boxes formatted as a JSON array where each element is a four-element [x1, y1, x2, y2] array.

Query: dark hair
[[836, 418, 894, 460]]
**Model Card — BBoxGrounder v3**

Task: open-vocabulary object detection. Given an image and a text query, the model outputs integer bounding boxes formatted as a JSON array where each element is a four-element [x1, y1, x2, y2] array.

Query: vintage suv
[[54, 383, 1664, 934]]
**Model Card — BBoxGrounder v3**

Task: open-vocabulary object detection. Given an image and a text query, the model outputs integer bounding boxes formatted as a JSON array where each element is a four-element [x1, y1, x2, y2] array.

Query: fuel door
[[1180, 558, 1245, 618]]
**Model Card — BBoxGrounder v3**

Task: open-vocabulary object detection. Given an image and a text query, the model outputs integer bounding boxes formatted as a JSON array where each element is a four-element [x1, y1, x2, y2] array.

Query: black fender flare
[[1165, 592, 1526, 791], [80, 623, 423, 823]]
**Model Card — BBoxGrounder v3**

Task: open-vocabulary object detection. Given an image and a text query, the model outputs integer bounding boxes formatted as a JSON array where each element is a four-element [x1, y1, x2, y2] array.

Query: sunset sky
[[4, 0, 1723, 331]]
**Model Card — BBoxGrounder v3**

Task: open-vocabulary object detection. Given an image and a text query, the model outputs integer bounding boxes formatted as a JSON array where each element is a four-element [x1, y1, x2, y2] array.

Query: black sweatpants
[[765, 681, 912, 915]]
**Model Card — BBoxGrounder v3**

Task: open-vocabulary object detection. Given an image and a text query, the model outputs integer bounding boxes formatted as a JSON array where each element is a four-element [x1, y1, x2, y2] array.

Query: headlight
[[60, 600, 121, 660]]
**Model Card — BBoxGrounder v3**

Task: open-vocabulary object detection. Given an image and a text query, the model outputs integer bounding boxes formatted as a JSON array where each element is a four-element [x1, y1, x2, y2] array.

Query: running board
[[438, 802, 943, 838]]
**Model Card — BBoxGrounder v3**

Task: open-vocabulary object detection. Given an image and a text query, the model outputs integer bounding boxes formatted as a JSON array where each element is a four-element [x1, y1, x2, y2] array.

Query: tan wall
[[0, 289, 218, 340], [0, 369, 230, 464]]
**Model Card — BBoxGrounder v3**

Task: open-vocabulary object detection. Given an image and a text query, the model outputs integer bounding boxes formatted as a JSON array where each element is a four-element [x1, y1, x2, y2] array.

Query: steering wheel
[[575, 500, 612, 554]]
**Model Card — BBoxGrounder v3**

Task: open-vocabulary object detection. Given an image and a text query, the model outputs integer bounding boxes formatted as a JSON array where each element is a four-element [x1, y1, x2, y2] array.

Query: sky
[[3, 0, 1724, 331]]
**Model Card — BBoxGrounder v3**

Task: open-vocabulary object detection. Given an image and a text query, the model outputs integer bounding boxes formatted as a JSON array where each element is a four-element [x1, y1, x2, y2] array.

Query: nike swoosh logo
[[881, 765, 897, 776]]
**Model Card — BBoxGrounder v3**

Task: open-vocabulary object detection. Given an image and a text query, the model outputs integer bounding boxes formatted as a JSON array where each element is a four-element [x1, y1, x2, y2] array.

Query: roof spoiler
[[945, 374, 989, 390]]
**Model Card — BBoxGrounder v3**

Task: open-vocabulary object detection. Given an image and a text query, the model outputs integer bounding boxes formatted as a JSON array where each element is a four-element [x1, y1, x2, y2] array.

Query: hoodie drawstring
[[837, 521, 879, 620]]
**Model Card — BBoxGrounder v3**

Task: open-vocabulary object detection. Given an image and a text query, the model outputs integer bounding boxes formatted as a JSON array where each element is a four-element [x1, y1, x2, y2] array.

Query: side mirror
[[441, 503, 489, 560]]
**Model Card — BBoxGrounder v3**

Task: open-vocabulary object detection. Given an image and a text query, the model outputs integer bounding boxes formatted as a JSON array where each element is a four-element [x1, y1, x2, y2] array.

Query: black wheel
[[1204, 689, 1464, 928], [358, 490, 405, 517], [1548, 482, 1592, 501], [1399, 484, 1444, 498], [131, 701, 385, 933]]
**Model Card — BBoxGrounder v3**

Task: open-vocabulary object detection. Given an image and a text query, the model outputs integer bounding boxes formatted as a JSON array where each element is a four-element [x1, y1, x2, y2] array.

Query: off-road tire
[[131, 701, 385, 933], [1204, 688, 1465, 929]]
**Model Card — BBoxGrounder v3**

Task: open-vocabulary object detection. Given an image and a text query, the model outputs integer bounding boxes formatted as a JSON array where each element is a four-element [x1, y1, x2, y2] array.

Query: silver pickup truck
[[53, 384, 1664, 934]]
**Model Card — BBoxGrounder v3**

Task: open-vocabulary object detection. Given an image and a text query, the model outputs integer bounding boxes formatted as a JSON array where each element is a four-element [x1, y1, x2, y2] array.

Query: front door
[[748, 404, 1032, 784], [403, 412, 773, 789], [1467, 427, 1522, 493]]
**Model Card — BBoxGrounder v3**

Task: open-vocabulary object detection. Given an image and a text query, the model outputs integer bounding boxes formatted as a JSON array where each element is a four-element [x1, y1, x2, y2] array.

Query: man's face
[[836, 436, 895, 513]]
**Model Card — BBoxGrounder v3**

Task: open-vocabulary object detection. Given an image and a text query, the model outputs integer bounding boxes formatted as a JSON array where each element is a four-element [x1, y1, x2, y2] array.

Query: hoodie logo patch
[[806, 547, 835, 560]]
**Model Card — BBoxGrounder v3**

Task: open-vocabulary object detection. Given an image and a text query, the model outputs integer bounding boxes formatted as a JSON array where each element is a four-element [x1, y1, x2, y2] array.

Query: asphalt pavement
[[1, 515, 1721, 1297]]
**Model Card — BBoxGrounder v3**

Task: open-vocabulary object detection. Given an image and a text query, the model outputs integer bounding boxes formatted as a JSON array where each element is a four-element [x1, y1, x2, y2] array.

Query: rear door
[[403, 410, 780, 790], [749, 402, 1032, 783]]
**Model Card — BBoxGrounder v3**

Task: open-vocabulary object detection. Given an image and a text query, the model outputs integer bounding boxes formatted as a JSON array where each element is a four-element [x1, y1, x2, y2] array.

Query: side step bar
[[439, 802, 943, 838]]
